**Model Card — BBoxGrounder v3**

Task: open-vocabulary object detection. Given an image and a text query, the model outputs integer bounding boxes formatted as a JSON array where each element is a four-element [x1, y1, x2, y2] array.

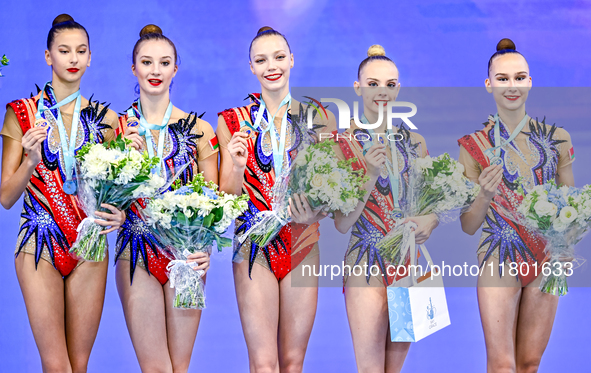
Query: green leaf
[[203, 213, 214, 227], [212, 207, 224, 223], [216, 236, 232, 249]]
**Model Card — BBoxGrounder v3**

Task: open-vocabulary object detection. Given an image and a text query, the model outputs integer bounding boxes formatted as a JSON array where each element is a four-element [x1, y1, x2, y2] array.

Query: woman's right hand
[[21, 127, 47, 166], [365, 143, 387, 178], [227, 132, 249, 170], [186, 252, 210, 274], [478, 165, 503, 200], [124, 122, 146, 151]]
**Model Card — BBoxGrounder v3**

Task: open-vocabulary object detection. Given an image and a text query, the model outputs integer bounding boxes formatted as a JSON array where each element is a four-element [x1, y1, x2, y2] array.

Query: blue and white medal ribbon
[[360, 115, 400, 208], [36, 82, 82, 195], [252, 93, 291, 177], [484, 113, 528, 167], [128, 100, 173, 175]]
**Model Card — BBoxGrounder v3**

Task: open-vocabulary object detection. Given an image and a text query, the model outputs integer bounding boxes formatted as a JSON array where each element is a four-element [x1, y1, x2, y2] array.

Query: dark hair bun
[[140, 24, 163, 38], [53, 14, 74, 26], [496, 38, 516, 51], [257, 26, 274, 35]]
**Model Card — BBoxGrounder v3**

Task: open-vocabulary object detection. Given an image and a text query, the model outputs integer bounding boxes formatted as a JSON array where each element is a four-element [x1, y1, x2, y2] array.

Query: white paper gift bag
[[387, 241, 451, 342]]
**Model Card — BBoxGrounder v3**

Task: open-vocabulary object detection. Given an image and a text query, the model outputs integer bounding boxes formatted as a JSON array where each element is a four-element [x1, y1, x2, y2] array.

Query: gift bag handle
[[408, 230, 434, 286]]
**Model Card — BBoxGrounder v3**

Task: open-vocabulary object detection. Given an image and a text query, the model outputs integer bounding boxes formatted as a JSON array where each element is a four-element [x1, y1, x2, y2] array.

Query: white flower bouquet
[[71, 134, 165, 261], [495, 180, 591, 295], [290, 139, 368, 216], [144, 173, 248, 309], [377, 153, 480, 265]]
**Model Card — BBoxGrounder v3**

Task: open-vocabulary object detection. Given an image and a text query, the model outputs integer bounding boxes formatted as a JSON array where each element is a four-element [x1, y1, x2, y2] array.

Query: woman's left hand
[[288, 194, 326, 225], [95, 203, 126, 235], [404, 214, 439, 245], [186, 251, 210, 274]]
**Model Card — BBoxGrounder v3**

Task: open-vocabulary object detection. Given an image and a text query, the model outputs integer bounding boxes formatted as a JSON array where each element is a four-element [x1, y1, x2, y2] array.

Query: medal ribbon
[[360, 114, 400, 208], [128, 100, 173, 175], [484, 113, 528, 163], [36, 82, 82, 184], [252, 93, 291, 177]]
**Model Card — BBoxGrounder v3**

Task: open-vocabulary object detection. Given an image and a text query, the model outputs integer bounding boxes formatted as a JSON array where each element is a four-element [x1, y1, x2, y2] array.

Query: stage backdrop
[[1, 1, 590, 372]]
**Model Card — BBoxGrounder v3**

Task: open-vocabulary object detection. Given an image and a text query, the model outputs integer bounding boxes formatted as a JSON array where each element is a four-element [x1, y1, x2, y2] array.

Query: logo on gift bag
[[427, 297, 438, 329]]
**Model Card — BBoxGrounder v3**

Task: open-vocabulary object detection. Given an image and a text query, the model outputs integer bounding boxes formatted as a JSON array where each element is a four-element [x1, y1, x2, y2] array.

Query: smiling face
[[45, 29, 91, 84], [486, 53, 532, 112], [132, 39, 177, 96], [249, 35, 293, 95], [354, 59, 400, 120]]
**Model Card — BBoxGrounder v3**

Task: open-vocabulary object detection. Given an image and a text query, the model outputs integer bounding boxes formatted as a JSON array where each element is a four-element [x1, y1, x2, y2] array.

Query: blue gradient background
[[1, 1, 590, 372]]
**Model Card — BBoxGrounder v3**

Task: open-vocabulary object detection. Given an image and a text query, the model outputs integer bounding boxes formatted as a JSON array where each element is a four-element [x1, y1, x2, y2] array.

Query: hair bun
[[496, 38, 516, 51], [257, 26, 274, 35], [140, 24, 163, 38], [367, 44, 386, 57], [53, 14, 74, 26]]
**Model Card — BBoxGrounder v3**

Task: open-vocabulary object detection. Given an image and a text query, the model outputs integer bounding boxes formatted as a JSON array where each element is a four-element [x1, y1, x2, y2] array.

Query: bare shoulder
[[552, 125, 571, 141], [409, 131, 427, 146], [104, 108, 120, 127]]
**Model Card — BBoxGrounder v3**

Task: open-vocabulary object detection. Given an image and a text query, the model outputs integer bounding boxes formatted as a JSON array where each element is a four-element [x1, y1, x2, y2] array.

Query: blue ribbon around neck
[[128, 100, 173, 175], [252, 93, 292, 177], [36, 82, 82, 188]]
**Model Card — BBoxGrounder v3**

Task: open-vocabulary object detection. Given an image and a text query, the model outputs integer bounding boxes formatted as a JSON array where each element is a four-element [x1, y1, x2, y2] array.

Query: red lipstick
[[265, 74, 282, 81], [148, 79, 162, 86], [67, 68, 79, 73]]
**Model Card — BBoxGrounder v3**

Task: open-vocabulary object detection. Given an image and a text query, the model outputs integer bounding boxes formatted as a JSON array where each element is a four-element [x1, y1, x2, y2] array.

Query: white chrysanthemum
[[115, 162, 141, 185], [102, 148, 123, 164], [148, 174, 166, 190], [415, 156, 433, 170], [128, 149, 143, 163], [82, 158, 110, 180]]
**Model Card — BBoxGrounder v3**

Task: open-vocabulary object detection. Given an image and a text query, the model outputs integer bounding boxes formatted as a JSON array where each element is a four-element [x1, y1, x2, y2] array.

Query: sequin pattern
[[114, 102, 204, 284], [338, 123, 421, 286], [220, 94, 321, 281], [8, 86, 113, 277], [458, 116, 565, 285]]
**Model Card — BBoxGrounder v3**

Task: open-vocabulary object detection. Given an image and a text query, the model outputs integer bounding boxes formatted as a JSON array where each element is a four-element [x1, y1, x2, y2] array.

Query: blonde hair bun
[[367, 44, 386, 57]]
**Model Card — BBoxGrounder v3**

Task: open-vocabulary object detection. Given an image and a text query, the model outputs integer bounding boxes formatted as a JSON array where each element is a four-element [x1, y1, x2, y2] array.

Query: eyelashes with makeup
[[368, 82, 398, 87], [59, 50, 87, 54], [141, 60, 171, 66], [255, 55, 286, 64], [496, 76, 527, 82]]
